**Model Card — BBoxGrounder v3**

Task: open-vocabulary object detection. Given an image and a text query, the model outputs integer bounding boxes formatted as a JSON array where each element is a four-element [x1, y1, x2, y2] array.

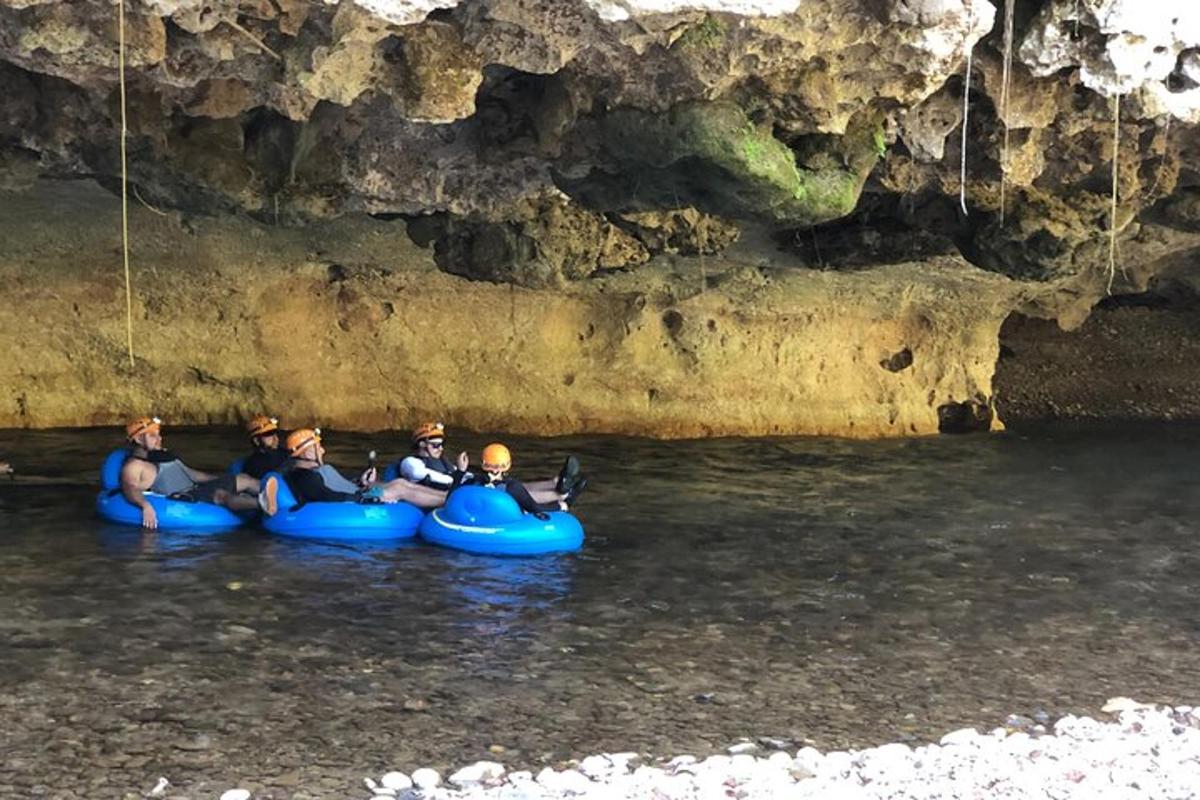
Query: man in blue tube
[[450, 443, 586, 519], [402, 420, 585, 505], [261, 428, 447, 515], [120, 416, 260, 530]]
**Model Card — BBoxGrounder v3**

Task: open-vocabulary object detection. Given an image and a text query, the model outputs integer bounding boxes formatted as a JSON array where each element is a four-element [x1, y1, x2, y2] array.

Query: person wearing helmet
[[397, 421, 469, 489], [263, 427, 449, 514], [240, 415, 289, 479], [119, 416, 261, 529], [400, 421, 583, 499], [450, 443, 586, 520]]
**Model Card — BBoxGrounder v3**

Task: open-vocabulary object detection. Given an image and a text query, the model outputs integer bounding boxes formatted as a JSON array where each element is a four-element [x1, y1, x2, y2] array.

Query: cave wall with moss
[[0, 0, 1198, 434]]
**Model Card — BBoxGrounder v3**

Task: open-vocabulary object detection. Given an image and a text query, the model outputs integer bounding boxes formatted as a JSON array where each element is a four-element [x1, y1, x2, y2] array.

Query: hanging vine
[[960, 45, 973, 215], [1107, 93, 1121, 295], [998, 0, 1015, 224], [117, 0, 135, 367]]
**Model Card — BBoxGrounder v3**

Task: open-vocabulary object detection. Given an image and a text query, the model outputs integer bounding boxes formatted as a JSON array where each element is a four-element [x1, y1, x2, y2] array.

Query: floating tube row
[[95, 452, 585, 554]]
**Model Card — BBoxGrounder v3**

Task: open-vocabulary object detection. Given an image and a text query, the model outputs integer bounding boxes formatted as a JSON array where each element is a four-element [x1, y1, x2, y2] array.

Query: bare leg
[[235, 474, 261, 494], [526, 478, 557, 493], [378, 479, 448, 509], [529, 487, 565, 505]]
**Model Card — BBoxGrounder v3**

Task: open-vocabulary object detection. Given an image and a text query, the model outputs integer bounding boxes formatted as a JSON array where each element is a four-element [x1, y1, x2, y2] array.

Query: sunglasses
[[425, 440, 445, 448]]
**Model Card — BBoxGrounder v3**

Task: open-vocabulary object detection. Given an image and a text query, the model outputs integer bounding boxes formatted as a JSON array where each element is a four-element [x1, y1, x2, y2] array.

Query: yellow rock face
[[0, 181, 1016, 437]]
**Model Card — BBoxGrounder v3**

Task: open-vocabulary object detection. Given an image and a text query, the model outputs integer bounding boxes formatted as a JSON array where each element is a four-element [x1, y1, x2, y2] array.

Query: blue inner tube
[[94, 449, 249, 531], [419, 485, 584, 556], [259, 471, 422, 541]]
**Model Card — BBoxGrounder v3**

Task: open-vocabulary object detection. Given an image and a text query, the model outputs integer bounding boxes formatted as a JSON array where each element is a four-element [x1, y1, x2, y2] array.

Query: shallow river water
[[1, 424, 1198, 799]]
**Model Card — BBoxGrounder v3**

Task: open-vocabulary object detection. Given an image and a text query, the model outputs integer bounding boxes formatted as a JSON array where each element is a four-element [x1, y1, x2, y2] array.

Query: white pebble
[[577, 755, 611, 778], [449, 761, 505, 787], [219, 791, 250, 800], [607, 752, 640, 772], [411, 768, 441, 790], [381, 772, 412, 791], [543, 769, 591, 794], [940, 727, 982, 746]]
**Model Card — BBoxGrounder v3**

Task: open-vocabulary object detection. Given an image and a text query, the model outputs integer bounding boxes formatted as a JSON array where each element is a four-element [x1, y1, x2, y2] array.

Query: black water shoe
[[555, 455, 581, 493], [563, 476, 589, 507]]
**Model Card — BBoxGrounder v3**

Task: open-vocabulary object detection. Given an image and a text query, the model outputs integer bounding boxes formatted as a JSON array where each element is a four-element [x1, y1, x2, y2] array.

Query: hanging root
[[1106, 93, 1120, 296], [132, 185, 169, 217], [118, 0, 135, 367], [225, 19, 282, 61], [998, 0, 1015, 224], [1141, 115, 1171, 204], [960, 46, 973, 215]]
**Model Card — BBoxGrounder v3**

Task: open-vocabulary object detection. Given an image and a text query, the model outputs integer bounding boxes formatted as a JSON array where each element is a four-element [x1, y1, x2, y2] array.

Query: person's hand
[[359, 467, 377, 486], [456, 451, 469, 472], [0, 461, 11, 476], [557, 500, 569, 512], [141, 504, 158, 530]]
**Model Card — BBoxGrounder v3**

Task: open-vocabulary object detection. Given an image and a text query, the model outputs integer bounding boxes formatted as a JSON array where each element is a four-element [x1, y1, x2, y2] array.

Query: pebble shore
[[209, 700, 1200, 800]]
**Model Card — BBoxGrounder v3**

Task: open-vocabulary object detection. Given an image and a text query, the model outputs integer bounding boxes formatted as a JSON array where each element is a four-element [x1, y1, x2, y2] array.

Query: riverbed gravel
[[329, 702, 1199, 800]]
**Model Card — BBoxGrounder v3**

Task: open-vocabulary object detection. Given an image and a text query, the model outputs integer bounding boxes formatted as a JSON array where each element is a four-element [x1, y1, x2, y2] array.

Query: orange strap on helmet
[[411, 421, 445, 443], [125, 416, 162, 440], [247, 415, 279, 438], [286, 427, 322, 457], [481, 443, 512, 473]]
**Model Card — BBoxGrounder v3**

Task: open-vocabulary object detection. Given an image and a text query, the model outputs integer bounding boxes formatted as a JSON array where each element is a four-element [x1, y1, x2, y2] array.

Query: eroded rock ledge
[[2, 180, 1016, 436]]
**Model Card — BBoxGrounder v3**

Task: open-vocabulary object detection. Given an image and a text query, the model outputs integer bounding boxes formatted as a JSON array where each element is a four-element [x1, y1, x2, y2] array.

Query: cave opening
[[994, 278, 1200, 425]]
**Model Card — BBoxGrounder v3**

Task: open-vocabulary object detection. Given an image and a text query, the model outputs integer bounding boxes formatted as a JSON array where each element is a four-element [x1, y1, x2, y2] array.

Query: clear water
[[2, 424, 1199, 799]]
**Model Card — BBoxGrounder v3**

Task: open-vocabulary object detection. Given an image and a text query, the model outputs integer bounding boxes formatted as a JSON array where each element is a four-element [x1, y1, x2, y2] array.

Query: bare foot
[[260, 475, 279, 516]]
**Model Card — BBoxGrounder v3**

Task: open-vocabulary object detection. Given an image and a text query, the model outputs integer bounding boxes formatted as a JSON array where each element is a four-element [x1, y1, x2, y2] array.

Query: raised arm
[[400, 456, 454, 487]]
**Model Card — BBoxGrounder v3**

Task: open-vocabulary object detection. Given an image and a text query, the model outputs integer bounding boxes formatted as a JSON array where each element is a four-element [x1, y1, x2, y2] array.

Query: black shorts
[[174, 473, 239, 504]]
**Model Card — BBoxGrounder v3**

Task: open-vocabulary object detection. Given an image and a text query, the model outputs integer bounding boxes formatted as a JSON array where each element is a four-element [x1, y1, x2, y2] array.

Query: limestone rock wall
[[0, 181, 1016, 436]]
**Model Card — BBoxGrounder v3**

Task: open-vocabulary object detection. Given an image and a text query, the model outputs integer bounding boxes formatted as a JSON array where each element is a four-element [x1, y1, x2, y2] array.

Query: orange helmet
[[286, 427, 322, 457], [246, 415, 279, 438], [411, 420, 445, 443], [481, 443, 512, 473], [125, 416, 162, 440]]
